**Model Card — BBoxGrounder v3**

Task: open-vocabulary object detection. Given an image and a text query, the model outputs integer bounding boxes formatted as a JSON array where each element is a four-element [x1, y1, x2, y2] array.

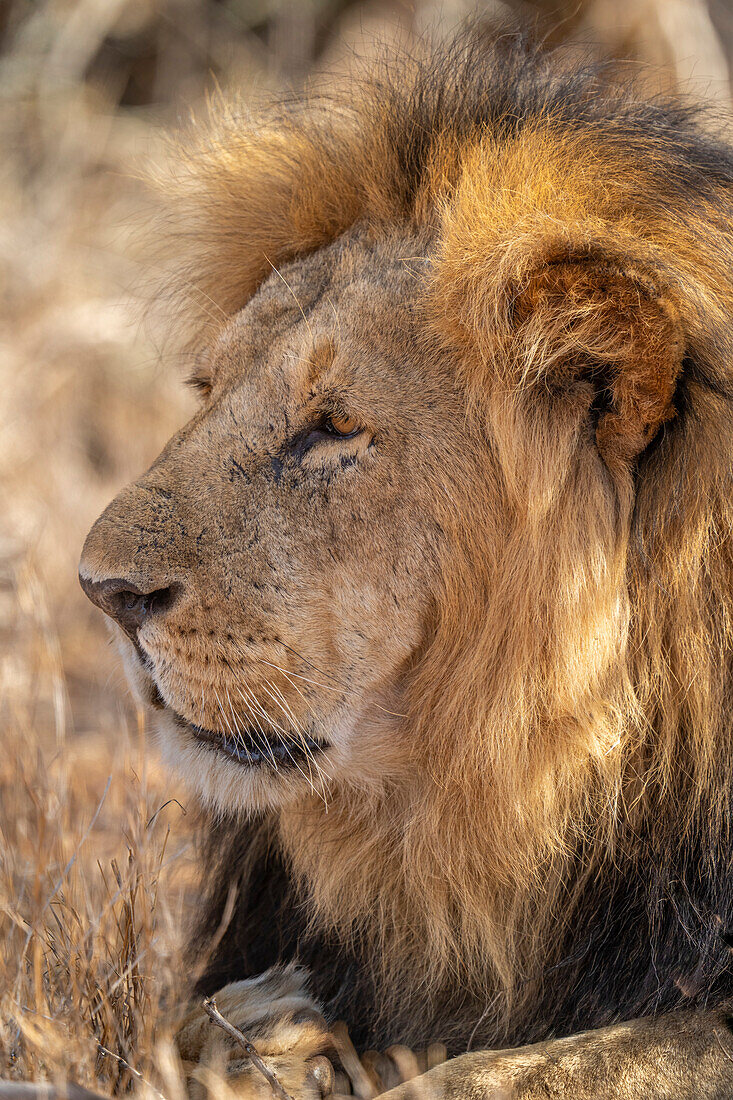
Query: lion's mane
[[164, 31, 733, 1050]]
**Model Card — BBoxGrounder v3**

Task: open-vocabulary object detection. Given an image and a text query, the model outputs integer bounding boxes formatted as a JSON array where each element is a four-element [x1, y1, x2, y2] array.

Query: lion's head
[[79, 34, 733, 1022], [80, 228, 454, 812]]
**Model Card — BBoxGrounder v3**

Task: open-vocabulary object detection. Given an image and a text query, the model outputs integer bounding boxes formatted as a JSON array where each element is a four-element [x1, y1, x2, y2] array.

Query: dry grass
[[0, 692, 194, 1093], [1, 0, 213, 1087], [1, 0, 731, 1092]]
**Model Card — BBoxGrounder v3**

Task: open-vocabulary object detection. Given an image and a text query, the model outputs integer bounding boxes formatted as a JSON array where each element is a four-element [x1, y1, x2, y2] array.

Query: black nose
[[78, 575, 179, 640]]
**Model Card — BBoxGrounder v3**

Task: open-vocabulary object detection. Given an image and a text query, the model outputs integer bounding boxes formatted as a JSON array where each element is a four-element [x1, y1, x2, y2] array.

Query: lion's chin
[[115, 637, 335, 813], [155, 708, 331, 814]]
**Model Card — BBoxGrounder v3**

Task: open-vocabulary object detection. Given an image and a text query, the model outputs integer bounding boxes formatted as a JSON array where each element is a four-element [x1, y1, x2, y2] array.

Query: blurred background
[[1, 0, 733, 1089]]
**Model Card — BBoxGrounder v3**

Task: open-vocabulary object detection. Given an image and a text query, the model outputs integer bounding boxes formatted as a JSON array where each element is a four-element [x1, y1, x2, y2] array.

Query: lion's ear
[[510, 254, 685, 471]]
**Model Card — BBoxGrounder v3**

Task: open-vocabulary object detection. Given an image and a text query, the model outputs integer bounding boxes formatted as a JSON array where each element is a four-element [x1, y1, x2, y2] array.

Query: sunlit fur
[[138, 32, 733, 1044]]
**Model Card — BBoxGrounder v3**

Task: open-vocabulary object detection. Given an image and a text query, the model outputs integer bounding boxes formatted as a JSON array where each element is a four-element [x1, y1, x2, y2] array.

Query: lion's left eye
[[324, 412, 362, 438]]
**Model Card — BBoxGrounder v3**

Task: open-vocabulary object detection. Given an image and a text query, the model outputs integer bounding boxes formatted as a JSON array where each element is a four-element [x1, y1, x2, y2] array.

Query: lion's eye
[[324, 412, 361, 438], [186, 369, 213, 399]]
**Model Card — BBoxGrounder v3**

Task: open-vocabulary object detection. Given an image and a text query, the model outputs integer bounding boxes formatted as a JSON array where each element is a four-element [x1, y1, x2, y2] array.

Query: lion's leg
[[378, 1008, 733, 1100], [176, 964, 335, 1100]]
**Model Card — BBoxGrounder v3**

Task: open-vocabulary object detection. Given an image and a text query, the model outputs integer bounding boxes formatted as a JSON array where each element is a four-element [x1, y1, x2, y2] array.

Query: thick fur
[[81, 27, 733, 1083]]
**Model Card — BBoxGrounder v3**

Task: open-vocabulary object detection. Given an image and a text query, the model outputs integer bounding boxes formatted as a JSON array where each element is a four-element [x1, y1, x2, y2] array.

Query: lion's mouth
[[172, 711, 328, 768]]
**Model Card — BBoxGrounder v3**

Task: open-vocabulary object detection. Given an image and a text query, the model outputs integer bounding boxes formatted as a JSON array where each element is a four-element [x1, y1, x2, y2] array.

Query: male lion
[[79, 31, 733, 1100]]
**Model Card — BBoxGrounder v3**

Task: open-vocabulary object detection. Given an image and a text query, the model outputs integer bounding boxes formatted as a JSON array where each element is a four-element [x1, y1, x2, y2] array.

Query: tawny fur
[[83, 30, 733, 1052]]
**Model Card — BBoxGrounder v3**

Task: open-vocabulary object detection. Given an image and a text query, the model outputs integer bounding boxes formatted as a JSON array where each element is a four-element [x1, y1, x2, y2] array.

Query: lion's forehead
[[208, 233, 433, 401], [246, 235, 425, 335]]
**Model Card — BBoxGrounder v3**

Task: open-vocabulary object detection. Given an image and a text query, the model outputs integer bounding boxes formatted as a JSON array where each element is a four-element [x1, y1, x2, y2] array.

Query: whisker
[[215, 644, 279, 766], [260, 679, 320, 793], [231, 644, 332, 796], [327, 296, 342, 344], [256, 679, 325, 800], [262, 645, 407, 719], [234, 684, 278, 768], [265, 664, 311, 708], [259, 679, 302, 731], [265, 679, 332, 796], [256, 659, 345, 698], [237, 679, 290, 737], [228, 641, 333, 793], [176, 283, 229, 328], [213, 687, 242, 750], [264, 255, 313, 342], [224, 685, 248, 751], [194, 285, 229, 322]]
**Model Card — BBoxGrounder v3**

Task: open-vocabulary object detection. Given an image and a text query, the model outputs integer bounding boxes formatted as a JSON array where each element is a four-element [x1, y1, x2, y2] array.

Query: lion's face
[[79, 230, 468, 813]]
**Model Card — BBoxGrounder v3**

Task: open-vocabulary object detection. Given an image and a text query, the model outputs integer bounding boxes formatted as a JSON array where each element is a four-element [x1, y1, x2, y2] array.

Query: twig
[[202, 998, 295, 1100], [96, 1044, 169, 1100]]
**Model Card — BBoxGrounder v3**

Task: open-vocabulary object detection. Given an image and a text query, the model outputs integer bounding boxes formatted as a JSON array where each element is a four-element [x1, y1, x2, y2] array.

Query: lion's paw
[[177, 965, 334, 1100]]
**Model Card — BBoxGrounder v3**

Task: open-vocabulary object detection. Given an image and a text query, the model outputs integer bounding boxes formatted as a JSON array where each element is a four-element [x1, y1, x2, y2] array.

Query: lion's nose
[[79, 574, 180, 640]]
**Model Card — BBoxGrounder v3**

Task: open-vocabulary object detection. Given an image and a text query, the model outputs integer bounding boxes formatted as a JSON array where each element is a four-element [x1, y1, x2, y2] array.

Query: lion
[[78, 29, 733, 1100]]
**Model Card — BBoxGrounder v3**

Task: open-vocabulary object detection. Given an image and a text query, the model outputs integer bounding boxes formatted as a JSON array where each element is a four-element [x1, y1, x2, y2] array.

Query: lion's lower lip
[[174, 714, 327, 768]]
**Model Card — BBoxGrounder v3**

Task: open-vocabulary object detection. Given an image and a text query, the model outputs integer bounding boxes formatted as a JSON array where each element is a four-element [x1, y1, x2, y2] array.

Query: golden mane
[[170, 32, 733, 1044]]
